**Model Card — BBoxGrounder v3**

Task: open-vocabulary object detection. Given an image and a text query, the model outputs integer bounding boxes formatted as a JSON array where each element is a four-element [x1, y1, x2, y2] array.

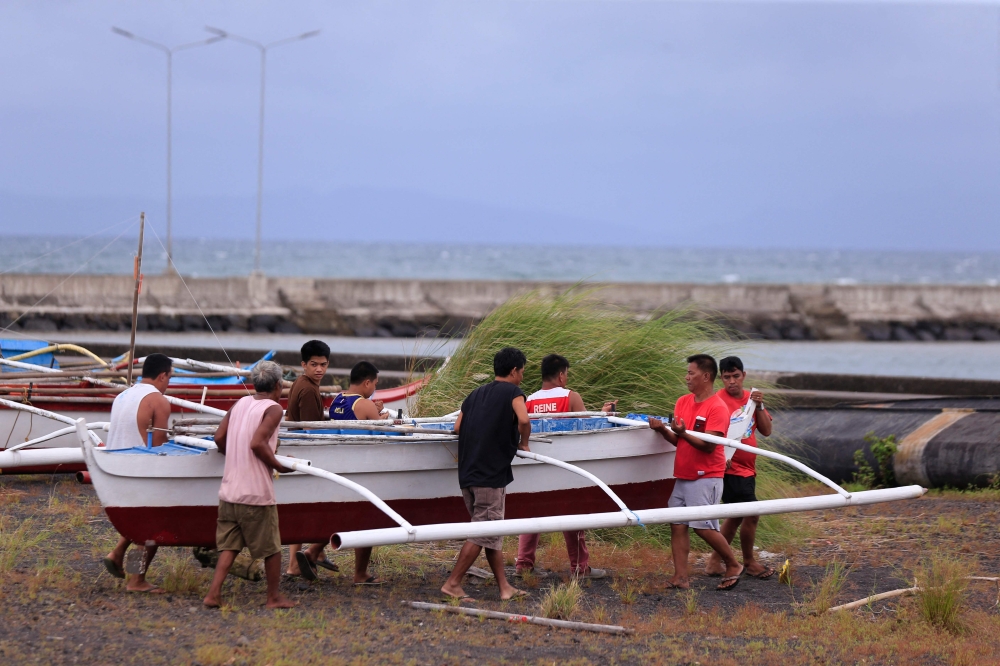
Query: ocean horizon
[[3, 234, 1000, 285]]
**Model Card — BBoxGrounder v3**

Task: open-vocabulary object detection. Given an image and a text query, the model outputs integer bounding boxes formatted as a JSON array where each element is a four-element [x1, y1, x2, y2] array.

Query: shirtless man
[[101, 353, 173, 593], [294, 361, 385, 584]]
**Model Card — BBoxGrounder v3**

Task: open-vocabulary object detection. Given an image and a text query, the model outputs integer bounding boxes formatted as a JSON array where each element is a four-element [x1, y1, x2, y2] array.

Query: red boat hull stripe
[[104, 479, 676, 547]]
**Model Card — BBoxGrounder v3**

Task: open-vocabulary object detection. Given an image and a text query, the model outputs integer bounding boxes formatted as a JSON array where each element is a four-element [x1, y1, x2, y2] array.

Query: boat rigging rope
[[0, 217, 140, 337], [0, 214, 140, 277], [144, 222, 250, 396]]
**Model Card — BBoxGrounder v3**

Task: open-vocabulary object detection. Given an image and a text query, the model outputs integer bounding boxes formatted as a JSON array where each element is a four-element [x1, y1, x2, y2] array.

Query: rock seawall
[[2, 274, 1000, 340]]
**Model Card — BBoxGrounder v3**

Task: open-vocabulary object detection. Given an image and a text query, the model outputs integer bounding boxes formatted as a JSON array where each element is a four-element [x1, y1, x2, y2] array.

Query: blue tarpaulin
[[0, 339, 59, 370]]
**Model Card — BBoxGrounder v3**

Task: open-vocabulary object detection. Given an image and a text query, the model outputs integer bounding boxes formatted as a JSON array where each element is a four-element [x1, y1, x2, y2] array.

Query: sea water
[[3, 235, 1000, 285]]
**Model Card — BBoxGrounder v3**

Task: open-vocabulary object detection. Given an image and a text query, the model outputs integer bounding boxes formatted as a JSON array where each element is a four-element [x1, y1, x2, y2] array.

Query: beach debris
[[778, 559, 792, 587], [401, 600, 633, 635], [827, 586, 920, 613]]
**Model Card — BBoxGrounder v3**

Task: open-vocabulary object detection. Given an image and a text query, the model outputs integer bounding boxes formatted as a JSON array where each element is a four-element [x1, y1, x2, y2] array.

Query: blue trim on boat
[[105, 441, 210, 456]]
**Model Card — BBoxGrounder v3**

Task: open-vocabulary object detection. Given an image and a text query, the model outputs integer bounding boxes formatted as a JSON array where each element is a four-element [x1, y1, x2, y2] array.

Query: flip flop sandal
[[128, 586, 167, 594], [442, 595, 475, 604], [664, 581, 689, 590], [102, 557, 125, 580], [354, 576, 384, 586], [504, 589, 530, 600], [315, 559, 340, 572], [295, 551, 318, 581], [746, 566, 776, 580], [716, 575, 741, 592]]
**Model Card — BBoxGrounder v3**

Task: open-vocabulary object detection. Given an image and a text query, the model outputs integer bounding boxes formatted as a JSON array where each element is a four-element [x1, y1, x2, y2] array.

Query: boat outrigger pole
[[330, 424, 925, 550], [127, 212, 145, 386]]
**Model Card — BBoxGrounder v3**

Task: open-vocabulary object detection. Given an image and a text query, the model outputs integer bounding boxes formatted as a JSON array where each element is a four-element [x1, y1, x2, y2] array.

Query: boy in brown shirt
[[284, 340, 339, 576], [285, 339, 329, 422]]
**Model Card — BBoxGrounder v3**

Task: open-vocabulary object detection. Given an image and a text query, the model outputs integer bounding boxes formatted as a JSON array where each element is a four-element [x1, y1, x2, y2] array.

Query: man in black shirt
[[441, 347, 532, 602]]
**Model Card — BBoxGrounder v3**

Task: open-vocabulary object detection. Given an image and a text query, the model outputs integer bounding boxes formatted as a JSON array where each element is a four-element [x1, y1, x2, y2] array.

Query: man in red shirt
[[705, 356, 775, 579], [649, 354, 744, 591]]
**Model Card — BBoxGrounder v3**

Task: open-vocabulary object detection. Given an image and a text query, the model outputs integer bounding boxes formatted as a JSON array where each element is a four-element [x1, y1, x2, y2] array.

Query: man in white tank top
[[517, 354, 616, 580], [102, 354, 173, 593]]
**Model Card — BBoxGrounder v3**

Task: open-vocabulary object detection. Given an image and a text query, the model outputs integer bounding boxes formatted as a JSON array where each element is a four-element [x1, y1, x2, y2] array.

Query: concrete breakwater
[[3, 274, 1000, 341]]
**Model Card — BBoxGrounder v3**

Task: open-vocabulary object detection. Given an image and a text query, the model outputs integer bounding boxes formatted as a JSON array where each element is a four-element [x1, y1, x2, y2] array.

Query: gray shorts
[[462, 486, 506, 551], [668, 478, 723, 531]]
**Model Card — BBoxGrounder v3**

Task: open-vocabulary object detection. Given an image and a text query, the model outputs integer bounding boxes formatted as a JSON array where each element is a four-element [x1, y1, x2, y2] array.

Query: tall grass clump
[[809, 561, 850, 614], [413, 288, 728, 416], [540, 579, 583, 619], [915, 554, 971, 633], [0, 515, 48, 573]]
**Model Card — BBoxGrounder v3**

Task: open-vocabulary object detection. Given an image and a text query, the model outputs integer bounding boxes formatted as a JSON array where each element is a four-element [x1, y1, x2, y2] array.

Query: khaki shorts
[[461, 486, 506, 551], [216, 500, 281, 560]]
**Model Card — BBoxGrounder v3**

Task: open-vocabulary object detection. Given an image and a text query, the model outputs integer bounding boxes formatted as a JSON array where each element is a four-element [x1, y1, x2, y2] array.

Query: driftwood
[[401, 600, 634, 635], [827, 586, 921, 613], [827, 576, 1000, 613]]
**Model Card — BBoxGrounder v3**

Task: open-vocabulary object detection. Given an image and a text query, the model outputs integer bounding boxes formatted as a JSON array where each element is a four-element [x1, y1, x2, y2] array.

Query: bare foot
[[203, 594, 221, 608], [665, 577, 690, 590], [500, 587, 529, 600], [266, 594, 297, 609], [705, 552, 725, 576], [126, 581, 165, 594], [440, 582, 467, 600]]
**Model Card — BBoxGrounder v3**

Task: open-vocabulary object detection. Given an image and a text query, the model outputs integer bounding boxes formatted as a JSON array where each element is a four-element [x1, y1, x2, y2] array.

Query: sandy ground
[[1, 475, 998, 665]]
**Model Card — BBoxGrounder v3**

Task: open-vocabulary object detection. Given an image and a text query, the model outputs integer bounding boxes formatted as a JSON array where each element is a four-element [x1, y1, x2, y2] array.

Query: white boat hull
[[83, 426, 676, 547]]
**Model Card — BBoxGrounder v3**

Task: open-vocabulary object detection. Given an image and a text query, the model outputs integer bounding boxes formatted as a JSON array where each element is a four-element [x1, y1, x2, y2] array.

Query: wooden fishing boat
[[0, 340, 425, 473], [82, 416, 675, 547]]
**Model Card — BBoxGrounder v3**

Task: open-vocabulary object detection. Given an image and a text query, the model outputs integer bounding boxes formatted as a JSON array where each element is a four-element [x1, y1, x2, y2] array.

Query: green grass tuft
[[915, 553, 971, 634], [539, 578, 584, 619], [0, 514, 49, 573], [809, 561, 850, 614], [413, 286, 730, 417]]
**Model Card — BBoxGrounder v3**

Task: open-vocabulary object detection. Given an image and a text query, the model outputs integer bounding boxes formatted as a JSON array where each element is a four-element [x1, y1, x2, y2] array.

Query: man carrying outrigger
[[203, 360, 295, 610], [102, 353, 173, 593], [704, 356, 775, 579], [648, 354, 744, 591], [515, 353, 615, 579], [293, 360, 384, 585], [441, 347, 531, 602]]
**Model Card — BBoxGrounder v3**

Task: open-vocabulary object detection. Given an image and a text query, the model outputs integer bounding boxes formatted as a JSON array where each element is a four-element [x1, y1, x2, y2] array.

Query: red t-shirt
[[715, 389, 772, 478], [671, 393, 730, 480]]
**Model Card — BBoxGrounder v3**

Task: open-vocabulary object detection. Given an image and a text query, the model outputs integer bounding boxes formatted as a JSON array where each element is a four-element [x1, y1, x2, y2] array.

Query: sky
[[1, 0, 999, 250]]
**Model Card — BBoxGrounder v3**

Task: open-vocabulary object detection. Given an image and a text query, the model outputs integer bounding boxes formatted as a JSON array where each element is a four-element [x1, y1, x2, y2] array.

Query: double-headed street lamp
[[205, 27, 320, 275], [111, 27, 224, 270]]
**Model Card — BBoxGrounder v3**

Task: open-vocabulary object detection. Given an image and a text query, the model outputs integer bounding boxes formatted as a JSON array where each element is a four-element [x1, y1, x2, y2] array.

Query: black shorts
[[721, 474, 757, 504]]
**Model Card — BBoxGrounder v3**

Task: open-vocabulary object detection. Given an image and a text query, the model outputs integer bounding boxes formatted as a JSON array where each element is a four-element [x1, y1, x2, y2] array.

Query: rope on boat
[[0, 219, 139, 337], [144, 222, 250, 396]]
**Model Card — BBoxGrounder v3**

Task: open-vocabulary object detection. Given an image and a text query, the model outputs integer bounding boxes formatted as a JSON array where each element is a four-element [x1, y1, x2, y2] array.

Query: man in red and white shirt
[[515, 354, 616, 579], [705, 356, 775, 579], [649, 354, 744, 591]]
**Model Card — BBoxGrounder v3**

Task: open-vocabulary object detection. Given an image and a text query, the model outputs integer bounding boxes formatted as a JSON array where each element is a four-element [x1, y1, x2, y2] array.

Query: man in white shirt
[[101, 353, 173, 593]]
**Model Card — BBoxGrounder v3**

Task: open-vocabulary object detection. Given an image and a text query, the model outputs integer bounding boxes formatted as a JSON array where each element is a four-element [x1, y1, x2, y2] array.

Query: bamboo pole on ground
[[401, 601, 634, 635]]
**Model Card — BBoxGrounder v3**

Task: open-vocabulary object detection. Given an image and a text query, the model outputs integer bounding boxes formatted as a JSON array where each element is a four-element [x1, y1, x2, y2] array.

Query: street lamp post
[[111, 27, 224, 271], [205, 27, 320, 275]]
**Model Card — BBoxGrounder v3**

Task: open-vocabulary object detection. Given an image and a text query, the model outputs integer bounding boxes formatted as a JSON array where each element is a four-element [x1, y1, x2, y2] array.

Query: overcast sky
[[1, 0, 998, 250]]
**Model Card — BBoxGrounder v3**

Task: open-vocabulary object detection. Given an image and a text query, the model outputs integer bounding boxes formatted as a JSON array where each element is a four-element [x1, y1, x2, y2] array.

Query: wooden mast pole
[[127, 212, 145, 386]]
